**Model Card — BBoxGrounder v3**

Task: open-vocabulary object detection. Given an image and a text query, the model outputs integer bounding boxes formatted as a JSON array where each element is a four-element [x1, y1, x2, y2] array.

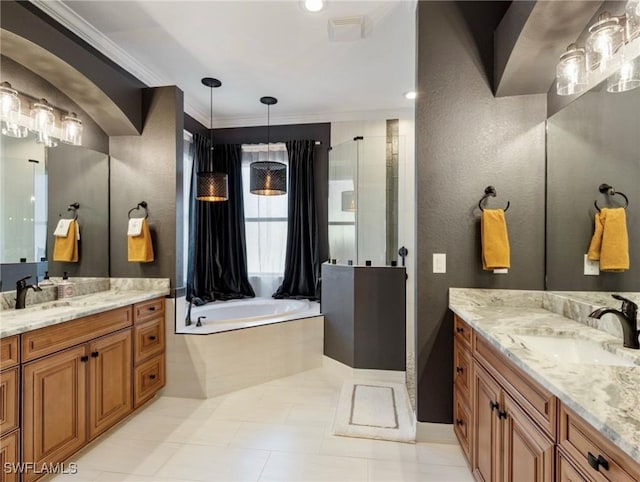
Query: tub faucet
[[185, 296, 205, 326], [589, 294, 639, 349], [16, 276, 42, 309]]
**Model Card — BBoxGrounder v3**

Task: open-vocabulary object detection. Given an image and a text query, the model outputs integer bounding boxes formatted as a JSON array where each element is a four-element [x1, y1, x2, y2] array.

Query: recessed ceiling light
[[404, 91, 417, 100], [304, 0, 324, 13]]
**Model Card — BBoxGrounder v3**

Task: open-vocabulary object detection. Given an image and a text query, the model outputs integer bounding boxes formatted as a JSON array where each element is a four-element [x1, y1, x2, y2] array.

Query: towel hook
[[128, 201, 149, 219], [67, 202, 79, 220], [478, 186, 510, 212], [594, 183, 629, 212]]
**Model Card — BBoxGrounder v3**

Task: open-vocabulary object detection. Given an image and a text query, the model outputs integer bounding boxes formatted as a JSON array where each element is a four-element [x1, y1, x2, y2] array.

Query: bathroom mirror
[[546, 59, 640, 291], [0, 133, 110, 290]]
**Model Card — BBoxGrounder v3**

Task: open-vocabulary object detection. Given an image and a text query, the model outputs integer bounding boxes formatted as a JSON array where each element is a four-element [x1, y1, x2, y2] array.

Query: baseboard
[[322, 355, 406, 383], [415, 421, 457, 444]]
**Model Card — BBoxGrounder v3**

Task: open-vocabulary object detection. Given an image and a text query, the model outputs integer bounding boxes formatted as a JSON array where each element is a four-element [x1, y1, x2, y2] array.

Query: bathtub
[[176, 297, 320, 334]]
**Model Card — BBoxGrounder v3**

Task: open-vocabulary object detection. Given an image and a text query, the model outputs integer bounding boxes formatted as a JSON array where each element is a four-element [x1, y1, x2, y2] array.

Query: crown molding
[[29, 0, 167, 87]]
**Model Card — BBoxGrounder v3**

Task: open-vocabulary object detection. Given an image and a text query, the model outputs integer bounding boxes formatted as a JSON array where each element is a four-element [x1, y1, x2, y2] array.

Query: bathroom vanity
[[450, 289, 640, 482], [0, 283, 168, 482]]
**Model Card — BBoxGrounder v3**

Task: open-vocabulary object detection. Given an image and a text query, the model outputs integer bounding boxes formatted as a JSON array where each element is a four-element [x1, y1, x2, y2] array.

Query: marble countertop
[[0, 288, 169, 337], [449, 289, 640, 463]]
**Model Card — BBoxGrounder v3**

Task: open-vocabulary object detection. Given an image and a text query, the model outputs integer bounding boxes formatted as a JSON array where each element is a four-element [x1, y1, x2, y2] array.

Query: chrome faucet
[[589, 294, 639, 349], [15, 276, 42, 309]]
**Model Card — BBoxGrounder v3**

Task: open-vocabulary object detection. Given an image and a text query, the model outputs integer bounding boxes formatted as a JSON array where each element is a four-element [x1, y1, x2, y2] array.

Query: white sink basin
[[514, 335, 636, 367]]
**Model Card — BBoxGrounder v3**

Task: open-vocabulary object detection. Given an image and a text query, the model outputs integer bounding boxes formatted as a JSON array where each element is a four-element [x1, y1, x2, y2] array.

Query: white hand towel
[[54, 219, 72, 237], [128, 218, 144, 236]]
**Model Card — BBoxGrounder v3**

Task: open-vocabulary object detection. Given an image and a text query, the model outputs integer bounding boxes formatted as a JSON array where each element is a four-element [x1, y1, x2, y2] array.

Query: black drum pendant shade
[[196, 77, 228, 202], [250, 96, 287, 196]]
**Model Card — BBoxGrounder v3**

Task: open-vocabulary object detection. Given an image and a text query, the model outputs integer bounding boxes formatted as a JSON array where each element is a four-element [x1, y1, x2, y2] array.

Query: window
[[241, 143, 288, 296]]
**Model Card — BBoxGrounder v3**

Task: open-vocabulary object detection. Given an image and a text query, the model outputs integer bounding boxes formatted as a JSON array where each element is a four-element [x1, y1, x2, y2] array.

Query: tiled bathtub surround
[[449, 288, 640, 463]]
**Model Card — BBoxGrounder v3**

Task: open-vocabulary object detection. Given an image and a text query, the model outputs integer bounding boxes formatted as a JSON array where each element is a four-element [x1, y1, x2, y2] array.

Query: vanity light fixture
[[627, 1, 640, 41], [586, 12, 624, 72], [556, 44, 588, 96], [250, 97, 287, 196], [30, 99, 58, 147], [196, 77, 229, 202], [61, 112, 83, 146], [0, 82, 27, 138]]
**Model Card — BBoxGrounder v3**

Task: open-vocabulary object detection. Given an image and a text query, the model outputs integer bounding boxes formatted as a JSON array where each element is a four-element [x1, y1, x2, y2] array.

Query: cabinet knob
[[489, 401, 499, 412], [456, 327, 464, 334], [455, 418, 464, 426], [587, 452, 609, 472], [80, 355, 89, 362], [456, 366, 464, 374], [149, 374, 156, 380], [91, 351, 99, 358], [149, 335, 157, 341], [498, 410, 507, 420]]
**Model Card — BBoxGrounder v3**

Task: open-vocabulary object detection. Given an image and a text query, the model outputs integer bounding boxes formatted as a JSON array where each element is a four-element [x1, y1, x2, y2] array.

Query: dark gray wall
[[213, 123, 331, 264], [415, 1, 547, 423], [47, 144, 110, 277], [109, 87, 184, 290], [1, 0, 145, 133], [547, 86, 640, 291]]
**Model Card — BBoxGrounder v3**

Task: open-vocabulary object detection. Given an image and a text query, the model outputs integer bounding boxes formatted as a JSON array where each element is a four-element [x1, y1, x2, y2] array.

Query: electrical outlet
[[433, 253, 446, 273], [584, 254, 600, 276], [493, 268, 508, 274]]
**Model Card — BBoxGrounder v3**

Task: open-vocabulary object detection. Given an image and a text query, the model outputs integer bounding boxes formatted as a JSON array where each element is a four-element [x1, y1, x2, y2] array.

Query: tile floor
[[51, 368, 473, 482]]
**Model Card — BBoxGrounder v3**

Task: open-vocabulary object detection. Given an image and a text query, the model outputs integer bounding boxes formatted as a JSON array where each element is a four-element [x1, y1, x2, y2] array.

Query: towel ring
[[594, 183, 629, 212], [478, 186, 510, 212], [128, 201, 149, 219], [67, 202, 79, 221]]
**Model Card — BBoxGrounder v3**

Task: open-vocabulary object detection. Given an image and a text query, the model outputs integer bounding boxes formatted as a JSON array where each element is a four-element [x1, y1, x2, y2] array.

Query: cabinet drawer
[[134, 353, 165, 408], [474, 334, 556, 439], [22, 307, 132, 362], [559, 404, 640, 482], [558, 449, 594, 482], [133, 298, 165, 324], [454, 315, 472, 349], [453, 338, 472, 404], [0, 430, 19, 482], [0, 336, 19, 369], [134, 317, 165, 364], [453, 387, 472, 465], [0, 368, 19, 434]]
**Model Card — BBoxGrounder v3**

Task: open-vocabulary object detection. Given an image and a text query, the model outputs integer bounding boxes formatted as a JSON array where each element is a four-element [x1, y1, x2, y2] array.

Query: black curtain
[[187, 134, 254, 301], [274, 140, 320, 300]]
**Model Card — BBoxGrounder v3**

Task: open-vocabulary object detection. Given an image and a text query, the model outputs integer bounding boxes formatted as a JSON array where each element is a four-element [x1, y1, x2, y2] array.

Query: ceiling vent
[[328, 16, 366, 42]]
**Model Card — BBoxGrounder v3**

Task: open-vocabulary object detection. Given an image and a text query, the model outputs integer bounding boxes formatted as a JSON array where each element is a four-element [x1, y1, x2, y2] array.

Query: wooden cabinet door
[[22, 345, 87, 482], [473, 362, 503, 482], [88, 329, 132, 440], [501, 393, 554, 482], [0, 430, 19, 482]]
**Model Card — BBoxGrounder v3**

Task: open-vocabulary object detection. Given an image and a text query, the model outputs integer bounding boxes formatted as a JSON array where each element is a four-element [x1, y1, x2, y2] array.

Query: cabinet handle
[[149, 374, 156, 380], [456, 327, 464, 334], [91, 351, 99, 358], [149, 335, 157, 341], [489, 401, 499, 412], [498, 410, 507, 420], [80, 355, 89, 363], [587, 452, 609, 472], [456, 366, 464, 374], [148, 306, 156, 312], [455, 418, 464, 426]]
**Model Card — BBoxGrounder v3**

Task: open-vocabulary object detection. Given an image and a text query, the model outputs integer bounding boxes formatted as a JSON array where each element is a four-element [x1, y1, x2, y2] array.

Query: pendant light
[[196, 77, 228, 202], [250, 96, 287, 196]]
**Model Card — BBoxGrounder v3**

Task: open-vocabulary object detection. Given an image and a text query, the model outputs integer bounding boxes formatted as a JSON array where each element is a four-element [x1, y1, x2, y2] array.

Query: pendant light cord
[[209, 86, 214, 163], [267, 103, 270, 162]]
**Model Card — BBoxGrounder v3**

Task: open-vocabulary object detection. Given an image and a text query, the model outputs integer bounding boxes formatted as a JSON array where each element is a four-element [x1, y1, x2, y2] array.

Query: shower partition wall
[[328, 134, 405, 266]]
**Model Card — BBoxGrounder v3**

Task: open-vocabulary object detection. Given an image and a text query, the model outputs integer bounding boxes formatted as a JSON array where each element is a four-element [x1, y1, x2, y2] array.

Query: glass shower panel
[[328, 140, 357, 264]]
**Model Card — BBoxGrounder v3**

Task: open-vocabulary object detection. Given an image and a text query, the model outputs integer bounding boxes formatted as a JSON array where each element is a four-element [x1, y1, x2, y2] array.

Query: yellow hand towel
[[128, 218, 154, 263], [481, 209, 510, 270], [587, 208, 629, 271], [53, 219, 78, 262]]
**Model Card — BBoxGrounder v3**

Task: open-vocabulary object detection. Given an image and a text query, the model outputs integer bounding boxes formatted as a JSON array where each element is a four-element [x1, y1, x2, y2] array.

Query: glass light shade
[[1, 122, 28, 138], [0, 82, 21, 124], [30, 99, 55, 137], [196, 171, 228, 201], [61, 112, 83, 146], [627, 1, 640, 41], [607, 54, 640, 92], [586, 13, 624, 72], [250, 161, 287, 195], [341, 190, 356, 212], [556, 44, 588, 96]]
